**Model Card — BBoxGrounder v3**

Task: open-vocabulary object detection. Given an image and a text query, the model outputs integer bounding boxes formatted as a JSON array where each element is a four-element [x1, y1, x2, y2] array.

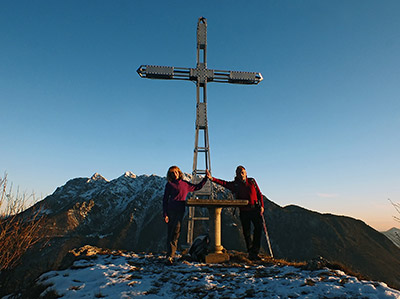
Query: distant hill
[[1, 172, 400, 296], [383, 227, 400, 248]]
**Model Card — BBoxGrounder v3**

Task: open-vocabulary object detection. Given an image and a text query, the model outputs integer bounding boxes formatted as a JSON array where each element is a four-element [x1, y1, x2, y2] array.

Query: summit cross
[[137, 17, 263, 244]]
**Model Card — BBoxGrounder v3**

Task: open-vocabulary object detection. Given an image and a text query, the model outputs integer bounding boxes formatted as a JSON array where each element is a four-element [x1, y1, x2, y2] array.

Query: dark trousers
[[166, 210, 184, 258], [240, 209, 263, 255]]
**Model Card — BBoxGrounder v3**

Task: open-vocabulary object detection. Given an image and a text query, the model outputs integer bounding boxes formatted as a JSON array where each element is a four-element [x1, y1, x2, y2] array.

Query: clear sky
[[1, 0, 399, 231]]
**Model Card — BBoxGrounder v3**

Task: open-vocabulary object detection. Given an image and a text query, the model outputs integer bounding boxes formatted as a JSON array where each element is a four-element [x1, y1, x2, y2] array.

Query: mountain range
[[1, 171, 400, 296]]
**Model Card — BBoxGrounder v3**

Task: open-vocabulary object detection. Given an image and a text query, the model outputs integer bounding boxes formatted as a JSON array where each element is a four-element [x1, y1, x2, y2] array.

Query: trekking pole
[[261, 213, 274, 258]]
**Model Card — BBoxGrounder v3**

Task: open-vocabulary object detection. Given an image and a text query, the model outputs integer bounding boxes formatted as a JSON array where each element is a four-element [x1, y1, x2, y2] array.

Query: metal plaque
[[229, 71, 257, 82], [197, 102, 207, 127], [146, 65, 174, 79], [197, 22, 207, 49]]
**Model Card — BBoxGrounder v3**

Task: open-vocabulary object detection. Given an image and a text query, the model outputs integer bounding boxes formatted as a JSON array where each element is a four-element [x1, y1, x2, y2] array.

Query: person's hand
[[260, 207, 264, 215], [164, 216, 169, 223], [205, 170, 212, 180]]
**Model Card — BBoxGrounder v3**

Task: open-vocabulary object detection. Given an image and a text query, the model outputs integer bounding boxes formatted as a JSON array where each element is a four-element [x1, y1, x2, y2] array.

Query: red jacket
[[212, 177, 264, 211]]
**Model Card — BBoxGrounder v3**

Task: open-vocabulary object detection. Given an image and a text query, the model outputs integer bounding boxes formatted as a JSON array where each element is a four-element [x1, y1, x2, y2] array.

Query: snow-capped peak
[[122, 171, 136, 179], [87, 173, 108, 182]]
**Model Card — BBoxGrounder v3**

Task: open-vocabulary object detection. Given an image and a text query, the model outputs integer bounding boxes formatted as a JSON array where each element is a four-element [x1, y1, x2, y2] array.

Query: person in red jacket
[[206, 166, 264, 260], [163, 165, 208, 265]]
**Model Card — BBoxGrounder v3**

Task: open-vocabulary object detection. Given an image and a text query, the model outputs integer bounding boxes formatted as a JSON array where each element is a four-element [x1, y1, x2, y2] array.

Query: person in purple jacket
[[163, 165, 208, 265]]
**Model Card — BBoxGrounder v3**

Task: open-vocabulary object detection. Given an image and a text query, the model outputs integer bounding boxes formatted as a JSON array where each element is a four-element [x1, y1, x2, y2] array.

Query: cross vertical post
[[188, 17, 212, 245], [192, 18, 211, 181]]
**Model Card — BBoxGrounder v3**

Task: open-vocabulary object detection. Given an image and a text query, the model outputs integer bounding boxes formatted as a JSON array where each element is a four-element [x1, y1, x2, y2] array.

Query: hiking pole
[[261, 213, 274, 258]]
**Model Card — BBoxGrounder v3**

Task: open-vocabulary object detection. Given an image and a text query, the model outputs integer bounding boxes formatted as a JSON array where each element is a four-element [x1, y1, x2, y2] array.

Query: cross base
[[205, 252, 230, 263]]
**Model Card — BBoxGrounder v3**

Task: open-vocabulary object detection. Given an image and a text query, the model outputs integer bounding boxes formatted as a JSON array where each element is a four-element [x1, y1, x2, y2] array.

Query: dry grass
[[228, 250, 306, 267], [0, 173, 46, 270], [227, 250, 368, 283]]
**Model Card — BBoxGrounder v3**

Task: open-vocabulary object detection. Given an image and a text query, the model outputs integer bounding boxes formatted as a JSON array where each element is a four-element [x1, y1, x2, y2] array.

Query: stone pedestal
[[187, 199, 248, 263]]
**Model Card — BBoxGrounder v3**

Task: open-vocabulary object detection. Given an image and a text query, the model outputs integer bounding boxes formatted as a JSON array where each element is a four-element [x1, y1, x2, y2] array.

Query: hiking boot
[[249, 253, 261, 261], [165, 257, 174, 265]]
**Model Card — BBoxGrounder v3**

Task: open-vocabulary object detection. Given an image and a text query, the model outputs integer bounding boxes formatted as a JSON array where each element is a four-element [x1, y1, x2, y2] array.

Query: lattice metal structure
[[137, 17, 262, 245]]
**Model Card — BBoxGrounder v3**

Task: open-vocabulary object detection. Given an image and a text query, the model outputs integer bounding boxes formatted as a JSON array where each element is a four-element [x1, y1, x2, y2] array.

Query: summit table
[[186, 199, 248, 263]]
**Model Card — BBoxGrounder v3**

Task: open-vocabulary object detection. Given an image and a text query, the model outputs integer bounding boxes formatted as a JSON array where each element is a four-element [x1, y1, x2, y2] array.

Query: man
[[206, 166, 264, 260]]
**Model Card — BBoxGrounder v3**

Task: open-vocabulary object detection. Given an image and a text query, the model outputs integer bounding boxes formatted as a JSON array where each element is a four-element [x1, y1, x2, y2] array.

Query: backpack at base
[[189, 234, 209, 262]]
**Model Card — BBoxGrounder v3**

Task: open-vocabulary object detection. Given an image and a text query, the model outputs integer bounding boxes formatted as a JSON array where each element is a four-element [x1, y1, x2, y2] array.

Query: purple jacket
[[163, 177, 207, 217]]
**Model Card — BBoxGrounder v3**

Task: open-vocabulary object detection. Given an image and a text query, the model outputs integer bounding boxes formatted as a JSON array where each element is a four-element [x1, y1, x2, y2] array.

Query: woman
[[163, 165, 208, 265], [206, 166, 264, 260]]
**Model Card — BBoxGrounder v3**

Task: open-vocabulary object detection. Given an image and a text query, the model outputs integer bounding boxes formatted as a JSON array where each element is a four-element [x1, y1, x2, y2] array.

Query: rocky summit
[[1, 172, 400, 296]]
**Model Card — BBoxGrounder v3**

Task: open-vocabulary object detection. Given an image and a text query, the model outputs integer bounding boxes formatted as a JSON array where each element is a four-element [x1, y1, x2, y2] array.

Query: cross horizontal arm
[[137, 65, 191, 80], [212, 69, 263, 85], [137, 65, 263, 85]]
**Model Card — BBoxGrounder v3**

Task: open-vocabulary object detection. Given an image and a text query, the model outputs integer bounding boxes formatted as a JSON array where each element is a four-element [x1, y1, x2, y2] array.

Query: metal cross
[[137, 17, 262, 244]]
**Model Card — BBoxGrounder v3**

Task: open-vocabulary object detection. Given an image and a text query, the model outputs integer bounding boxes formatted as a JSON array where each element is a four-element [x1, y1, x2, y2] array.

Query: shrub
[[389, 198, 400, 223], [0, 173, 46, 271]]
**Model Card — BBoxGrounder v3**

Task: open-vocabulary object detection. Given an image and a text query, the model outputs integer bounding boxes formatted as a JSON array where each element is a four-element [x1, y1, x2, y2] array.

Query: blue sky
[[1, 0, 399, 231]]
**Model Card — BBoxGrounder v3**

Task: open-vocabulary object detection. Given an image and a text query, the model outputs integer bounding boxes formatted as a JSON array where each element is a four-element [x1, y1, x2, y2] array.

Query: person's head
[[235, 165, 247, 182], [167, 166, 183, 182]]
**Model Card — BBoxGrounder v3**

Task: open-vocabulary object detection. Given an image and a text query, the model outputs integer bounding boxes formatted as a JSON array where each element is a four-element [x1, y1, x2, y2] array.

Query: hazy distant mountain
[[1, 172, 400, 295], [383, 227, 400, 248]]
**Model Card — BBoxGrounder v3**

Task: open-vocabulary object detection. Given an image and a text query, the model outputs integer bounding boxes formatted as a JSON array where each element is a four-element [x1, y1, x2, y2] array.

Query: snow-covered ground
[[36, 251, 400, 299]]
